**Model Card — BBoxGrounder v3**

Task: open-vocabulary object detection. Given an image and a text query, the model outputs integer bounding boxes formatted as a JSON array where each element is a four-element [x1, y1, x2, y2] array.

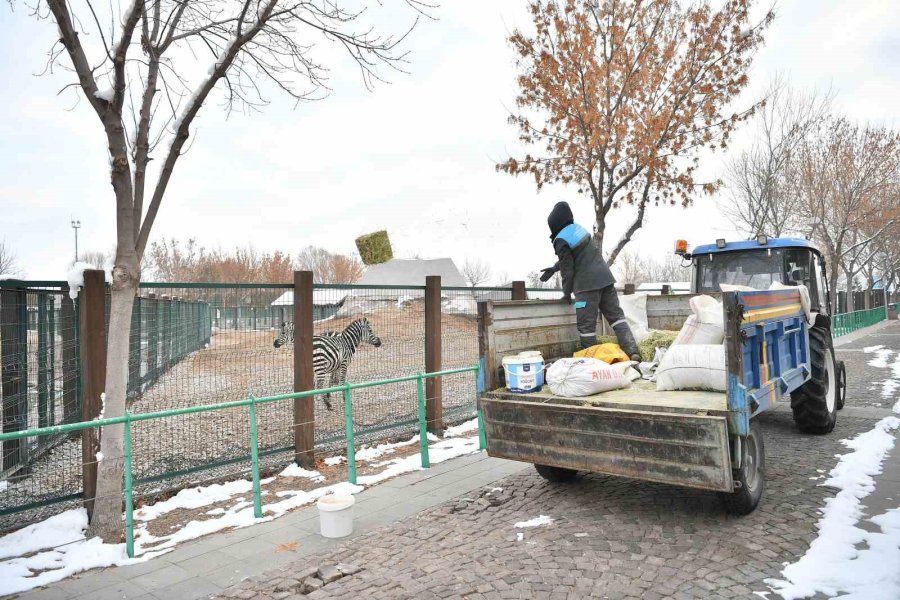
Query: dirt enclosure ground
[[1, 303, 480, 529]]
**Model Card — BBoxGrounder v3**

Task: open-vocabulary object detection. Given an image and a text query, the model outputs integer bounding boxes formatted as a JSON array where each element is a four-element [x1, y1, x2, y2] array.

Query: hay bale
[[638, 330, 679, 362], [355, 231, 393, 265]]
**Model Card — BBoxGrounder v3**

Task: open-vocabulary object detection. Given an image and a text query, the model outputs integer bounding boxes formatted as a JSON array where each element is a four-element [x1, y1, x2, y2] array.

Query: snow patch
[[93, 86, 115, 102], [765, 416, 900, 599], [445, 418, 479, 438], [867, 349, 893, 369], [0, 509, 161, 596], [355, 433, 438, 462], [0, 480, 7, 492], [324, 456, 346, 466], [97, 392, 106, 420], [135, 480, 253, 521], [514, 515, 554, 528], [66, 262, 95, 300], [95, 452, 103, 464], [356, 436, 480, 486], [278, 464, 325, 483], [863, 345, 884, 353]]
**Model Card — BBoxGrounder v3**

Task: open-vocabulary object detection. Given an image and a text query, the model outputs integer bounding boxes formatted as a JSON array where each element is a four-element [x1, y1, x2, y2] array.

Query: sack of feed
[[672, 295, 724, 346], [655, 344, 727, 392], [546, 358, 635, 397]]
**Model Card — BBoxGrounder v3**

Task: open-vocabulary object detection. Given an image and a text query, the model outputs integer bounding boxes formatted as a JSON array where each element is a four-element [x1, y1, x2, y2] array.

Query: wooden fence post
[[425, 275, 443, 434], [662, 284, 672, 295], [511, 281, 527, 300], [80, 270, 106, 517], [624, 283, 636, 295], [293, 271, 315, 467], [60, 293, 78, 424], [1, 287, 26, 472]]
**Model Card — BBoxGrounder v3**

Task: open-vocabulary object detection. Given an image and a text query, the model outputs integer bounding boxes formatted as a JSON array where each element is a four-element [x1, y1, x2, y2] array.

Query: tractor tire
[[718, 421, 765, 515], [790, 326, 837, 434], [534, 464, 578, 483], [837, 360, 847, 410]]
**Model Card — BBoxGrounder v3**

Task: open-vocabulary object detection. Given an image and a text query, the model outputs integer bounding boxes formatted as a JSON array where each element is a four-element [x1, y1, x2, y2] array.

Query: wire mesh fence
[[0, 279, 554, 530]]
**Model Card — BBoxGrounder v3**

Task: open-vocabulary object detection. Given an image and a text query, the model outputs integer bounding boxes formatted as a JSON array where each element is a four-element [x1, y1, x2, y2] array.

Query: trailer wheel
[[837, 361, 847, 410], [718, 421, 765, 516], [790, 326, 837, 433], [534, 464, 578, 483]]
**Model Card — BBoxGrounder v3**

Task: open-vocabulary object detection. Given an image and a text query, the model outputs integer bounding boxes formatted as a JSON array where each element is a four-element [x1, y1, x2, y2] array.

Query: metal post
[[424, 275, 443, 434], [249, 397, 262, 519], [0, 287, 25, 471], [343, 384, 356, 485], [475, 366, 486, 451], [123, 412, 135, 559], [416, 372, 430, 468]]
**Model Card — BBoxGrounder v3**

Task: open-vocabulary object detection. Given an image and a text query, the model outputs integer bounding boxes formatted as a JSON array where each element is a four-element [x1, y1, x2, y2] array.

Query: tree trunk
[[828, 260, 840, 315], [87, 263, 138, 542]]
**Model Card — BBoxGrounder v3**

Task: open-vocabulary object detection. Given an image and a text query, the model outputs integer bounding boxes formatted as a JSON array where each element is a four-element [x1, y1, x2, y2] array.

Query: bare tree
[[721, 79, 833, 237], [526, 270, 561, 289], [0, 239, 22, 277], [72, 248, 116, 271], [792, 118, 900, 311], [31, 0, 425, 540], [612, 251, 646, 286], [296, 246, 364, 284], [462, 258, 491, 288]]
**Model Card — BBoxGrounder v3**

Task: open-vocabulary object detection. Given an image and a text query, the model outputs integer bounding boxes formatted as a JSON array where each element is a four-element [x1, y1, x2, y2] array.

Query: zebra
[[273, 318, 382, 410]]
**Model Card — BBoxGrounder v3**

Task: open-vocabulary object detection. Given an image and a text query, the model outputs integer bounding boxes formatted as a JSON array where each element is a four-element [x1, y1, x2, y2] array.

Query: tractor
[[677, 235, 847, 433]]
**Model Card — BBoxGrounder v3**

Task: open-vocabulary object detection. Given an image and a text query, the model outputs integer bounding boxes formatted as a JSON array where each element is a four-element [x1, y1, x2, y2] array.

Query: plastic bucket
[[502, 352, 544, 393], [317, 494, 355, 538]]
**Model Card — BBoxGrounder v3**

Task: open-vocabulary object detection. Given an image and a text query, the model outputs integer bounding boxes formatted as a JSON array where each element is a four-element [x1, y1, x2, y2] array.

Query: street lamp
[[71, 219, 81, 262]]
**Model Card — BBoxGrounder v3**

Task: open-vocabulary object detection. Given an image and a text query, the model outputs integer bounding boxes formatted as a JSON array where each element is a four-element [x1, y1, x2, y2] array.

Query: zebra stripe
[[273, 318, 382, 409]]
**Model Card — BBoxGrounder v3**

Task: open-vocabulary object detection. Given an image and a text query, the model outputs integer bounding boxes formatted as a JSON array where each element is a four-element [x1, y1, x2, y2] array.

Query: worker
[[540, 201, 640, 361]]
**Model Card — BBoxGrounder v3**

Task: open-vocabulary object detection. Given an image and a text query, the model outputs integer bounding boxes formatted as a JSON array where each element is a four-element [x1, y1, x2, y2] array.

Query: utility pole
[[71, 218, 81, 262]]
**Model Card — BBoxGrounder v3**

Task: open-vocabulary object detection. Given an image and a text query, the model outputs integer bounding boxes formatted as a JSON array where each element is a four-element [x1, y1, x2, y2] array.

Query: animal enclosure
[[0, 279, 520, 529]]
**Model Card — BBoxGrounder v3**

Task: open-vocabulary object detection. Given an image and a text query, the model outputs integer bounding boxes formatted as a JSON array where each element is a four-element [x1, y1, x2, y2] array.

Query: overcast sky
[[1, 0, 898, 282]]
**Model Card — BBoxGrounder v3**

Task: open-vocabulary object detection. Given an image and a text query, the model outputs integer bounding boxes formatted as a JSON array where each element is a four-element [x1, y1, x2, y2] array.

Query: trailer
[[477, 285, 840, 514]]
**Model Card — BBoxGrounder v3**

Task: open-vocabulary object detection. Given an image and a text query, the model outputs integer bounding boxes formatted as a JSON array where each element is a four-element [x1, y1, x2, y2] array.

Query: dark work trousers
[[574, 286, 640, 357]]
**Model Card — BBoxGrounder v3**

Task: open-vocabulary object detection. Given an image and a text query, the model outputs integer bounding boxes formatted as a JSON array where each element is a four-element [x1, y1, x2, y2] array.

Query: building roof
[[270, 290, 347, 306], [357, 258, 466, 288]]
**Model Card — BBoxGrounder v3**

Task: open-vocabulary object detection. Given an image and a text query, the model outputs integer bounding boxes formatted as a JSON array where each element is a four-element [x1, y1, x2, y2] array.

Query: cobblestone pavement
[[216, 414, 895, 598], [835, 320, 900, 410]]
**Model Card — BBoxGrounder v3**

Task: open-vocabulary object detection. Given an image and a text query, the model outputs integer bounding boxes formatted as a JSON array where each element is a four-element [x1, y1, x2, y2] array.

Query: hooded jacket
[[547, 201, 615, 295]]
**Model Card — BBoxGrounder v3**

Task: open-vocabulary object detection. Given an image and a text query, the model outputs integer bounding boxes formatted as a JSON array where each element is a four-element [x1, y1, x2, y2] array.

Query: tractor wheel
[[534, 464, 578, 483], [718, 421, 765, 516], [837, 360, 847, 410], [790, 326, 837, 434]]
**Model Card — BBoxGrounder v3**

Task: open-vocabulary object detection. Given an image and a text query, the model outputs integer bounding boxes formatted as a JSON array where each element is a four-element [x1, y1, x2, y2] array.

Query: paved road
[[214, 321, 900, 600]]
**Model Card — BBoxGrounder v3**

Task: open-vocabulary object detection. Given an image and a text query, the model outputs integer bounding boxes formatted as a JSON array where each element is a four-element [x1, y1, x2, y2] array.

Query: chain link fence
[[1, 280, 548, 530]]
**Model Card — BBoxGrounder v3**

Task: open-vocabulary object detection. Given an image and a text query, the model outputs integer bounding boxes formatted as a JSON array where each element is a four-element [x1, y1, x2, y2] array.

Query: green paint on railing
[[343, 384, 357, 485], [832, 306, 889, 337], [477, 410, 487, 451], [416, 373, 430, 469], [123, 413, 135, 559], [249, 398, 262, 519]]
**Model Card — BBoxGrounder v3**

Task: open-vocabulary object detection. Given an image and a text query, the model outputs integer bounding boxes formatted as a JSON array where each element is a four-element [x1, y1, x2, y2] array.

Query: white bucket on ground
[[502, 351, 544, 393], [317, 493, 355, 538]]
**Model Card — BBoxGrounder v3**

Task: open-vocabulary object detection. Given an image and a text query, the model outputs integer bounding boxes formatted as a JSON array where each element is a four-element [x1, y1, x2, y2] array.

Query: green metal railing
[[0, 365, 482, 558], [832, 306, 889, 337]]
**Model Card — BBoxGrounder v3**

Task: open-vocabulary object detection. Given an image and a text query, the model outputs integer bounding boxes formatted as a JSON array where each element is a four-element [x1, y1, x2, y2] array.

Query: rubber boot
[[579, 335, 597, 350], [612, 322, 641, 362]]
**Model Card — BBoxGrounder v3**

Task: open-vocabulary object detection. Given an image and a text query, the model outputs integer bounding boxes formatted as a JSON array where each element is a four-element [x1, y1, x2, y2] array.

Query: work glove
[[539, 266, 558, 282]]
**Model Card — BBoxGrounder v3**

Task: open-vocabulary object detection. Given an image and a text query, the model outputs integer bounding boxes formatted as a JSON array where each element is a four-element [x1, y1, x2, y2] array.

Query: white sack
[[546, 358, 634, 397], [672, 295, 724, 346], [655, 344, 727, 392], [616, 293, 650, 343]]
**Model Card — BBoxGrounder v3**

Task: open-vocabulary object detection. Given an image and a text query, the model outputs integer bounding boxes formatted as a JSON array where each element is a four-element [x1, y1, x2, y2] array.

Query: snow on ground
[[514, 515, 554, 528], [0, 509, 163, 596], [0, 427, 483, 595], [867, 348, 894, 369], [764, 416, 900, 600], [445, 417, 480, 437], [863, 345, 885, 353]]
